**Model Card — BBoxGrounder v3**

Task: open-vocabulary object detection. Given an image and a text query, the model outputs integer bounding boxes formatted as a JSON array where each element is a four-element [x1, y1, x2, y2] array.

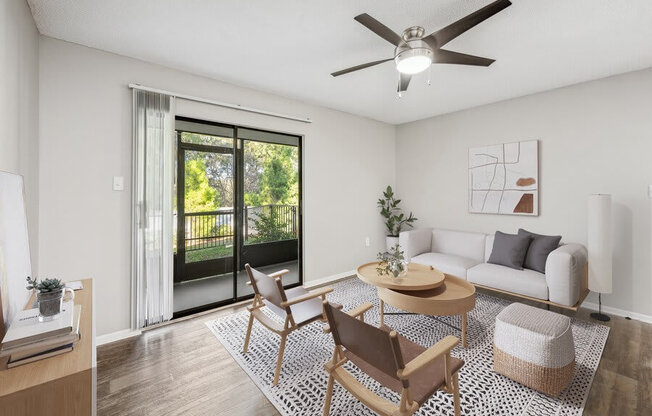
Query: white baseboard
[[581, 301, 652, 324], [304, 270, 355, 289], [95, 271, 354, 347], [96, 329, 142, 346]]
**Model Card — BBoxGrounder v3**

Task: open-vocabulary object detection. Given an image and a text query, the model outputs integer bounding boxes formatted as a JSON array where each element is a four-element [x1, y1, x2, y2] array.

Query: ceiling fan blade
[[423, 0, 512, 50], [398, 73, 412, 92], [331, 58, 393, 77], [354, 13, 403, 46], [433, 49, 495, 66]]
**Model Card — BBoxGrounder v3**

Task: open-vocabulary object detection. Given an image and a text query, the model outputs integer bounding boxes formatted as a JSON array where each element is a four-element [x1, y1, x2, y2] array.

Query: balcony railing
[[183, 204, 298, 252]]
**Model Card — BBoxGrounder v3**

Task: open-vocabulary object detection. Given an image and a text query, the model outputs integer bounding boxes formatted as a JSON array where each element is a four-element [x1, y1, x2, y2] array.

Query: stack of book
[[1, 301, 82, 368]]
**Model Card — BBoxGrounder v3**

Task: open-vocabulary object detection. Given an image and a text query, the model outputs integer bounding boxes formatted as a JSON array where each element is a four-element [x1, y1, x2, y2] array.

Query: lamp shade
[[587, 194, 612, 294]]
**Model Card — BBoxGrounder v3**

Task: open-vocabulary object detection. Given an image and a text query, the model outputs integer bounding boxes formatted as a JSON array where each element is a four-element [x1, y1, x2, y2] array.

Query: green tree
[[248, 208, 295, 243], [261, 149, 293, 204], [244, 143, 298, 206], [184, 159, 219, 212]]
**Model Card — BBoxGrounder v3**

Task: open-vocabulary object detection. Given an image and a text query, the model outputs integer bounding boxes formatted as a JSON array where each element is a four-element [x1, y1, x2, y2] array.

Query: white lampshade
[[587, 194, 612, 294]]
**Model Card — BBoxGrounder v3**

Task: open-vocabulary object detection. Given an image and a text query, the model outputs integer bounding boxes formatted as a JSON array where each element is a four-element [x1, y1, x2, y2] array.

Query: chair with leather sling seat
[[243, 263, 341, 385], [322, 300, 464, 416]]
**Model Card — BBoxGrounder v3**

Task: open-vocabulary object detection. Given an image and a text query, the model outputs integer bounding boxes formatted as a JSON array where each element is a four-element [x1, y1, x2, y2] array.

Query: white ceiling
[[27, 0, 652, 124]]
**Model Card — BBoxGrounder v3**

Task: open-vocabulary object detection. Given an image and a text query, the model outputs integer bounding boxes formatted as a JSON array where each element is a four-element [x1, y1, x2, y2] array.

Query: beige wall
[[35, 32, 652, 335], [396, 68, 652, 317], [38, 37, 395, 336], [0, 0, 39, 271]]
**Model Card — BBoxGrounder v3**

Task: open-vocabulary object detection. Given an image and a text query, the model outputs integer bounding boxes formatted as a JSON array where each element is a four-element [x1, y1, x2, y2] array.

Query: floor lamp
[[588, 194, 612, 322]]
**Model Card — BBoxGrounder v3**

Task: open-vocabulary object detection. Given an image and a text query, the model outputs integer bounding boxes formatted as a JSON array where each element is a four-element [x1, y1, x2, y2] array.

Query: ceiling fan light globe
[[395, 48, 433, 75]]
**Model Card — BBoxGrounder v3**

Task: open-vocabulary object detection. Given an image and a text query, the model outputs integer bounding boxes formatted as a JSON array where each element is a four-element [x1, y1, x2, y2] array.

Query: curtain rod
[[128, 83, 312, 124]]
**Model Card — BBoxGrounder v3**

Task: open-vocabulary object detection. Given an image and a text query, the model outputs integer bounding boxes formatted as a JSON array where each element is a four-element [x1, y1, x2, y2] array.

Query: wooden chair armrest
[[280, 286, 333, 308], [269, 269, 290, 279], [323, 302, 373, 333], [245, 270, 289, 286], [346, 302, 373, 319], [397, 336, 459, 379]]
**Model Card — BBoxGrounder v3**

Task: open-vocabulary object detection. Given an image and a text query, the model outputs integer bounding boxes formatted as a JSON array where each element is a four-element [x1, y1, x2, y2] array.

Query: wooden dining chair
[[243, 263, 340, 385], [322, 301, 464, 416]]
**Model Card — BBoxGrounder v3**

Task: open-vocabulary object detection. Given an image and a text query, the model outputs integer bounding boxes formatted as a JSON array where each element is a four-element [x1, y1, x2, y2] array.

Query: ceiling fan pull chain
[[426, 65, 432, 86]]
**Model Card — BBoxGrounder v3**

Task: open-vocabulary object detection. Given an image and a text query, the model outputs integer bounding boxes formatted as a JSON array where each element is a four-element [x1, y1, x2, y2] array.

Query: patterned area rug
[[206, 278, 609, 415]]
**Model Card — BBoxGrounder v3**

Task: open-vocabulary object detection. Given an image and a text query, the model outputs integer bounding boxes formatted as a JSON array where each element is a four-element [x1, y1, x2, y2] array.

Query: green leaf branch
[[377, 186, 417, 237]]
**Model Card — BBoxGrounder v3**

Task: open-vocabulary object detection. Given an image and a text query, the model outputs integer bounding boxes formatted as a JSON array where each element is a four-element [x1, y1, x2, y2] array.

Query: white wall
[[396, 68, 652, 317], [38, 37, 395, 336], [0, 0, 39, 271]]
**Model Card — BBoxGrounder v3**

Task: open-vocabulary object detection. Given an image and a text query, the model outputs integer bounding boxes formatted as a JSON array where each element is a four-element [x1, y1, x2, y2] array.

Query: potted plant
[[376, 243, 409, 278], [377, 185, 417, 251], [26, 277, 74, 322]]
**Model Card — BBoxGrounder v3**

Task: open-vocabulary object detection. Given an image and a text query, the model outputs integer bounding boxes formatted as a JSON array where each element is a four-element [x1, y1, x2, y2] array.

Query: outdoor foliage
[[179, 132, 299, 259], [184, 159, 219, 212], [244, 142, 298, 206], [182, 137, 298, 211], [377, 186, 417, 237], [248, 208, 295, 244]]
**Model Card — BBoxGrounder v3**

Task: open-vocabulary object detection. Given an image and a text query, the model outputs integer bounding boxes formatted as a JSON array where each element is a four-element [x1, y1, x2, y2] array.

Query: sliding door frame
[[173, 116, 303, 318], [176, 139, 235, 284]]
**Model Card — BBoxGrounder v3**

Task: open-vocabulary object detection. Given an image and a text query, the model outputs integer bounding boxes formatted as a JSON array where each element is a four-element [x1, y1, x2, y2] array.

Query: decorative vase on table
[[386, 236, 399, 252], [388, 258, 409, 278], [377, 243, 409, 278], [38, 289, 64, 321], [27, 277, 75, 322]]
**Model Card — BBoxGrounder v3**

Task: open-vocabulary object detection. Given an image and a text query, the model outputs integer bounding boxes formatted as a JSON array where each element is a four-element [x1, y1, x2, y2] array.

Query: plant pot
[[38, 289, 64, 321], [386, 236, 399, 252]]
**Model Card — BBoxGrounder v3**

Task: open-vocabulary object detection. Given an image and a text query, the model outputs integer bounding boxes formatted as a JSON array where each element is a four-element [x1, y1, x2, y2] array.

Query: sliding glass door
[[237, 129, 301, 297], [173, 118, 301, 317]]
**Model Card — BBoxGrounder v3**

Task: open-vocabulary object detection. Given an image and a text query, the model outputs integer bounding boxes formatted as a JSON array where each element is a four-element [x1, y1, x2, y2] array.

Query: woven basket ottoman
[[493, 303, 575, 396]]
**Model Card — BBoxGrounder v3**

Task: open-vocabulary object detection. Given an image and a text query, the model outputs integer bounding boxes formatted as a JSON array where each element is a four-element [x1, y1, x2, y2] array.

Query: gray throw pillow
[[487, 231, 532, 270], [518, 229, 562, 273]]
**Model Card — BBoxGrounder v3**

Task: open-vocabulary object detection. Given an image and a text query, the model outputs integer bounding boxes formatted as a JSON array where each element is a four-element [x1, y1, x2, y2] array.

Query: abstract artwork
[[468, 140, 538, 215]]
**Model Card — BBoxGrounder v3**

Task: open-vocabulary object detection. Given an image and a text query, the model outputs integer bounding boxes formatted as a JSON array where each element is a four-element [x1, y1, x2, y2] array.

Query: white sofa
[[399, 228, 588, 308]]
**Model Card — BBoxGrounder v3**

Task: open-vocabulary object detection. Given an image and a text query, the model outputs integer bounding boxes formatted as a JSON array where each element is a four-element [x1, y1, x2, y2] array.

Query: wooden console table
[[0, 279, 96, 416]]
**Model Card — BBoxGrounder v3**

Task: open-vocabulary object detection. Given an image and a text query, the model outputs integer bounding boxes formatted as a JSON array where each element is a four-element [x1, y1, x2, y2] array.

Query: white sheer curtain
[[132, 90, 175, 329]]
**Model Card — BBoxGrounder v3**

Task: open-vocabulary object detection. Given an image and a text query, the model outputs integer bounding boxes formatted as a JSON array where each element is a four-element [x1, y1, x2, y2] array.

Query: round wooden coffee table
[[356, 262, 445, 291], [357, 262, 476, 347]]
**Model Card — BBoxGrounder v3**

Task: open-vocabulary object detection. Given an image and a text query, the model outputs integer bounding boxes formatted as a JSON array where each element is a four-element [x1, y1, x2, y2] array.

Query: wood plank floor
[[97, 286, 652, 415]]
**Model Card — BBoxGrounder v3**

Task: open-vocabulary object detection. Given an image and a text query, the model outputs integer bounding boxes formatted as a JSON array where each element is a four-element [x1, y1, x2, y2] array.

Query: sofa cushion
[[467, 263, 548, 300], [411, 252, 481, 279], [431, 229, 486, 263], [484, 234, 495, 262], [518, 229, 562, 273], [487, 231, 532, 270]]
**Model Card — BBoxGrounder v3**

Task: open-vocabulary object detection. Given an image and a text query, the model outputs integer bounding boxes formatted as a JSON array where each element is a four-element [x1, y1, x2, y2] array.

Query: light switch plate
[[113, 176, 124, 191]]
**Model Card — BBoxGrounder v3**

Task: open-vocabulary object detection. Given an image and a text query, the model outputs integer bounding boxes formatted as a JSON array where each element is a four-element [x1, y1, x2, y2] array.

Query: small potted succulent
[[26, 277, 74, 321], [376, 243, 409, 278]]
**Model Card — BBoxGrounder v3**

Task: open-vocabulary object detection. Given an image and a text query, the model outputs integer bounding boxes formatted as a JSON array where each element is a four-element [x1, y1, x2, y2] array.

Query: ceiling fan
[[331, 0, 512, 95]]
